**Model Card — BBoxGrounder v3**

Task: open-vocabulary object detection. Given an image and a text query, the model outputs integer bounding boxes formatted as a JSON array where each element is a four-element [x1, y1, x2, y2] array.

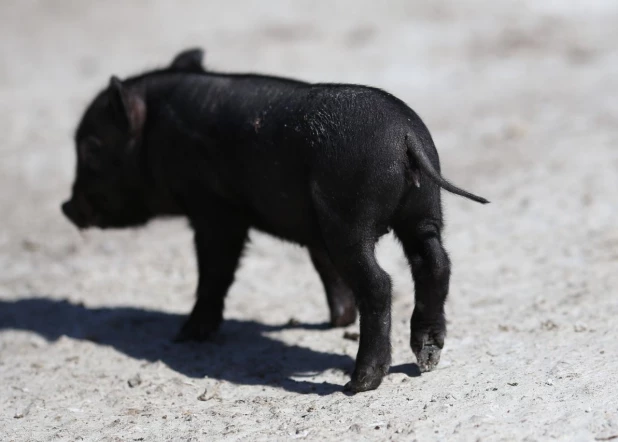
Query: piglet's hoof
[[411, 326, 445, 372], [343, 376, 383, 393], [343, 367, 387, 393], [413, 344, 442, 373], [173, 318, 218, 343]]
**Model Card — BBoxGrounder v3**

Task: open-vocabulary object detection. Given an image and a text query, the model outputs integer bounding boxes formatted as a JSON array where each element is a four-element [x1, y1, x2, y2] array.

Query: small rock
[[541, 320, 558, 331], [198, 383, 220, 401], [508, 382, 518, 386], [290, 429, 309, 439], [574, 322, 587, 332], [350, 424, 362, 433], [546, 378, 554, 386], [128, 374, 142, 388], [21, 239, 40, 252], [469, 415, 484, 423], [503, 121, 527, 140], [594, 434, 618, 441], [343, 331, 360, 341]]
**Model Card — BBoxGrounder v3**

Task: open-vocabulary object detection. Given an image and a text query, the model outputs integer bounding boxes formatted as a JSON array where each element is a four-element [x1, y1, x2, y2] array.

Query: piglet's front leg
[[174, 214, 248, 342]]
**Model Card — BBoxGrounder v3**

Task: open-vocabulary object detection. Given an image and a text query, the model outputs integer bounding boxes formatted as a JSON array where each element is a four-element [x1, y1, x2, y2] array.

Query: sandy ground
[[1, 1, 617, 440]]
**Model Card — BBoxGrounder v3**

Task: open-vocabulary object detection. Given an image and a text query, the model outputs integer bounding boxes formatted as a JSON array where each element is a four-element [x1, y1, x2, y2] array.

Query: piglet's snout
[[61, 200, 76, 222], [62, 200, 88, 228]]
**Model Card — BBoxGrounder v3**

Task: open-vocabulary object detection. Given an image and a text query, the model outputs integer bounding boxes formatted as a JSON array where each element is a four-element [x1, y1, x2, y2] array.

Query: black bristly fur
[[61, 48, 488, 393]]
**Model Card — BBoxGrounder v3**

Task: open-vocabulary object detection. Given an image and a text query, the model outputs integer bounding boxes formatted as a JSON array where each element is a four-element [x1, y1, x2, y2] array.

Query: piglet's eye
[[78, 137, 104, 169]]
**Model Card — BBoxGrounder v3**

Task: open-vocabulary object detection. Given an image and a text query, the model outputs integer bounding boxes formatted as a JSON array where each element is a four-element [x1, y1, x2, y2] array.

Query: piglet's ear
[[169, 48, 205, 72], [108, 76, 146, 138]]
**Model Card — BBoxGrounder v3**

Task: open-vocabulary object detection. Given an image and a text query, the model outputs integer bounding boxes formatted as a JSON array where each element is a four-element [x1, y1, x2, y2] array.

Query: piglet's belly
[[244, 192, 319, 245]]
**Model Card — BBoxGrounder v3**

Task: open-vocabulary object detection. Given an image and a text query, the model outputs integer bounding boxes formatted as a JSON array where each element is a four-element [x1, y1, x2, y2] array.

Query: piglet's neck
[[139, 79, 220, 218]]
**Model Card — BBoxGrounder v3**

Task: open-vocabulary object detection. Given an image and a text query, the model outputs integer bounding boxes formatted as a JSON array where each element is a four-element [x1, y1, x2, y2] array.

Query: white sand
[[1, 1, 617, 440]]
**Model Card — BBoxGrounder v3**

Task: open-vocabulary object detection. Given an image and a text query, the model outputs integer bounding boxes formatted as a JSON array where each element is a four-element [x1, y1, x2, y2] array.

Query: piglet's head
[[62, 76, 151, 229]]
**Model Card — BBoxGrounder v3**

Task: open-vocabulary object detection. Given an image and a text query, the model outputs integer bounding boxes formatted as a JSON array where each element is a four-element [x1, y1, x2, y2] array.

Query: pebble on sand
[[128, 374, 142, 388]]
